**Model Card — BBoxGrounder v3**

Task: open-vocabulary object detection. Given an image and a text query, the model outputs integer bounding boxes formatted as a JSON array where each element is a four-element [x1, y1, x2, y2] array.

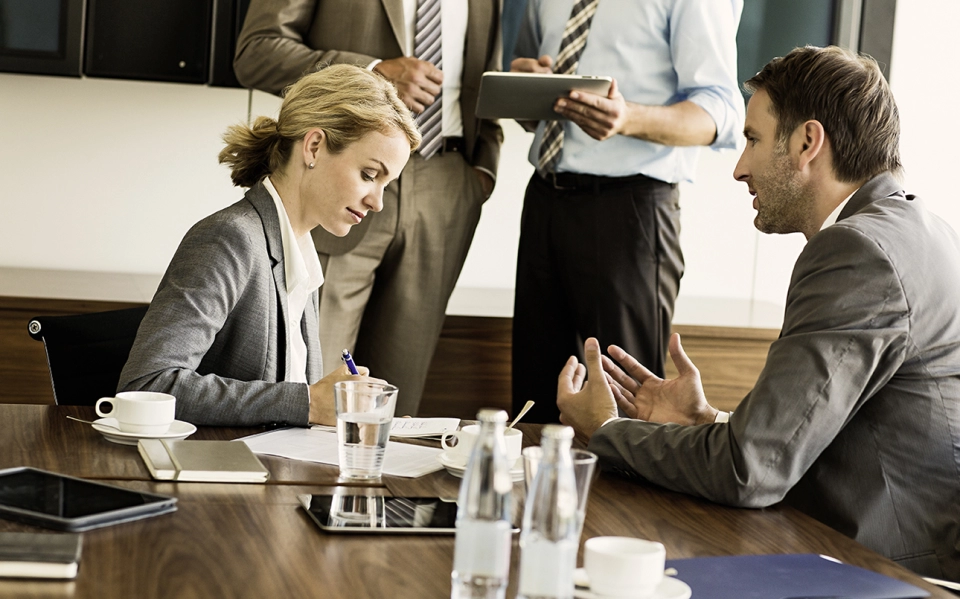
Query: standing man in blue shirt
[[510, 0, 744, 422]]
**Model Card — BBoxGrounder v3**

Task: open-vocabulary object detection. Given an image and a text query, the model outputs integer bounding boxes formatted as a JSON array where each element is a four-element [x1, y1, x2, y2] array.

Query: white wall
[[0, 0, 956, 329]]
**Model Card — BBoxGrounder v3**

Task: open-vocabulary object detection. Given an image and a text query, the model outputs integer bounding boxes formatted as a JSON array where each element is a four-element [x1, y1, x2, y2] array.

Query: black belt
[[537, 170, 663, 192], [439, 136, 465, 155]]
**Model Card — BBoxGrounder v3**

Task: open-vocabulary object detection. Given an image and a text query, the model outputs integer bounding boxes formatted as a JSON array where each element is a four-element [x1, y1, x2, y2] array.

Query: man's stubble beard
[[753, 151, 815, 236]]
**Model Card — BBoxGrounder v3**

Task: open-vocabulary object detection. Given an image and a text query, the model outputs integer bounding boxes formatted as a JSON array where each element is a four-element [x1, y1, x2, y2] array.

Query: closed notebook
[[0, 532, 82, 579], [138, 439, 270, 483]]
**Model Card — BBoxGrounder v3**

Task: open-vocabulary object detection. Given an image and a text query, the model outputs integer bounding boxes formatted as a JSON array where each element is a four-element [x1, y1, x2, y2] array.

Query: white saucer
[[437, 451, 524, 482], [91, 418, 197, 446], [572, 568, 691, 599]]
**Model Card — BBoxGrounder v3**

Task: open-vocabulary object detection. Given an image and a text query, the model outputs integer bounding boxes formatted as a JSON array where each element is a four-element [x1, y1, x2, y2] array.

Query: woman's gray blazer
[[119, 182, 322, 426]]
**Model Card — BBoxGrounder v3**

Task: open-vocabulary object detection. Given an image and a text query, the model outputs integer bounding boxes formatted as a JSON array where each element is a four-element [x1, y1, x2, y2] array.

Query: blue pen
[[341, 349, 360, 375]]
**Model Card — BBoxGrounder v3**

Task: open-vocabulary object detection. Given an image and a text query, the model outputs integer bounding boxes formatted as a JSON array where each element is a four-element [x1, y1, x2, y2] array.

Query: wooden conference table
[[0, 404, 949, 599]]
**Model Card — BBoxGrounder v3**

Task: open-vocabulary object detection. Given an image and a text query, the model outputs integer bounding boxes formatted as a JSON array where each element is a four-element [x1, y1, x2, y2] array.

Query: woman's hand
[[307, 364, 384, 425]]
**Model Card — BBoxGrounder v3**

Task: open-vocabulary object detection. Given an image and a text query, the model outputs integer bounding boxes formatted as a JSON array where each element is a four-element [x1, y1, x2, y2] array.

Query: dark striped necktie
[[415, 0, 443, 159], [538, 0, 600, 174]]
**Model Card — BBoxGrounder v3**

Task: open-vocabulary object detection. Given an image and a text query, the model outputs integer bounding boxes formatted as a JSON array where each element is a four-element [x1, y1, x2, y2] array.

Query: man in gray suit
[[234, 0, 503, 416], [557, 46, 960, 581]]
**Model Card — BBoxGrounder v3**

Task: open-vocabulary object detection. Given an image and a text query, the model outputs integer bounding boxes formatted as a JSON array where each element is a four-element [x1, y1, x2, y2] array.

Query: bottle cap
[[541, 424, 574, 440], [476, 409, 508, 423]]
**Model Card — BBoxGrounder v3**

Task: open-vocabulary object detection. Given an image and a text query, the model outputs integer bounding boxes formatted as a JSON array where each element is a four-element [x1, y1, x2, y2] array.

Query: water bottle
[[451, 409, 514, 599], [517, 425, 579, 599]]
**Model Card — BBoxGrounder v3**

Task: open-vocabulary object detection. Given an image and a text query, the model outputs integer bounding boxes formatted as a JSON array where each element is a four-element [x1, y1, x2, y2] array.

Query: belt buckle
[[548, 171, 575, 191], [440, 137, 462, 155]]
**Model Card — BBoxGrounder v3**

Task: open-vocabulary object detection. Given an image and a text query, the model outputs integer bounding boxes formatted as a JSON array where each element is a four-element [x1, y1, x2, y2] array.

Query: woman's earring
[[308, 162, 315, 169]]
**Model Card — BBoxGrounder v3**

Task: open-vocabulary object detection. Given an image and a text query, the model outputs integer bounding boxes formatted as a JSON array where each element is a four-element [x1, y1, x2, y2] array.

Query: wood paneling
[[419, 315, 513, 418], [1, 296, 777, 418], [418, 318, 777, 419], [666, 325, 777, 414]]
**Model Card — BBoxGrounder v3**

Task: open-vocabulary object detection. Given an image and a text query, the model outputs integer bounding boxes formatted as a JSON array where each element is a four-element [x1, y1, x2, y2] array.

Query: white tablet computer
[[475, 72, 613, 121]]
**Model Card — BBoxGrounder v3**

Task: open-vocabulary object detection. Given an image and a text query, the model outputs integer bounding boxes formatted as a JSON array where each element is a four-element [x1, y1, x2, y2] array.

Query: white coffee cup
[[441, 424, 523, 467], [95, 391, 176, 435], [584, 536, 665, 598]]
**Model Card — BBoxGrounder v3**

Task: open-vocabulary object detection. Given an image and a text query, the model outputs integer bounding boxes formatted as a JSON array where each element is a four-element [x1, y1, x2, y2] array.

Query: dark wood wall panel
[[0, 297, 776, 417], [418, 316, 513, 418], [665, 325, 777, 414]]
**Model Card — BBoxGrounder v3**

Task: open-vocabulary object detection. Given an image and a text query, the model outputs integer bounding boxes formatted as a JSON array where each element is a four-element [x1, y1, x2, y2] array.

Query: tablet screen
[[0, 467, 177, 530], [302, 494, 462, 534]]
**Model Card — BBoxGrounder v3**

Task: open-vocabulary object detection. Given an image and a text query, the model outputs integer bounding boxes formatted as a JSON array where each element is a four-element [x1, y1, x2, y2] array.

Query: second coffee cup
[[441, 424, 523, 467], [95, 391, 176, 435]]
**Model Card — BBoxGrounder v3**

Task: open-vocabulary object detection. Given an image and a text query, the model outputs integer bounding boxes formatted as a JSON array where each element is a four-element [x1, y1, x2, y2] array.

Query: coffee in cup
[[441, 424, 523, 467], [95, 391, 176, 435]]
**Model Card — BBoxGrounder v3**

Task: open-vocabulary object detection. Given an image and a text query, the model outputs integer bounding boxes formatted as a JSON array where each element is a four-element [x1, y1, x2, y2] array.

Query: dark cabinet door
[[84, 0, 213, 84]]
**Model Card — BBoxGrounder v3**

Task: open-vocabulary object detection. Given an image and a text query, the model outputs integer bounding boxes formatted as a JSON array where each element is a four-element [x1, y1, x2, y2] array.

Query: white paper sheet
[[239, 428, 444, 478], [389, 417, 460, 438], [310, 417, 460, 439]]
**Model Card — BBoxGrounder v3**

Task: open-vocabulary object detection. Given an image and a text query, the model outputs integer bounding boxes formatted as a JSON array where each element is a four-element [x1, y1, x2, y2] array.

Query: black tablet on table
[[300, 494, 459, 534], [299, 493, 521, 535], [0, 467, 177, 531]]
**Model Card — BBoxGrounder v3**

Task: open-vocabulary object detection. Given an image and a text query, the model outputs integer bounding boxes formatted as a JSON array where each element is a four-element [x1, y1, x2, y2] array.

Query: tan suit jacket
[[234, 0, 503, 254]]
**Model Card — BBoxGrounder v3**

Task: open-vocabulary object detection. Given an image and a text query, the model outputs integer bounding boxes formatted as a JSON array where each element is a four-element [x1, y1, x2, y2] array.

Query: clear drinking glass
[[334, 380, 398, 480], [523, 446, 598, 539]]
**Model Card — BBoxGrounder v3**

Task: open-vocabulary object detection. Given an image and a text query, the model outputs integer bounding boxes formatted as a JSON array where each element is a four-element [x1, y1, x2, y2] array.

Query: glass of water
[[334, 381, 399, 480]]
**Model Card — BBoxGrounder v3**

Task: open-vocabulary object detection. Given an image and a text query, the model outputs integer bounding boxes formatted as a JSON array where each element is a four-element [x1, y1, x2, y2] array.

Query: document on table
[[239, 428, 444, 478], [389, 417, 460, 438], [311, 417, 460, 439]]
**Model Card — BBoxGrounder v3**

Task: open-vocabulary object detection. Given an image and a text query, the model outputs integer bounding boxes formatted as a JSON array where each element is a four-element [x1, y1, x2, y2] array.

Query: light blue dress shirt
[[515, 0, 745, 183]]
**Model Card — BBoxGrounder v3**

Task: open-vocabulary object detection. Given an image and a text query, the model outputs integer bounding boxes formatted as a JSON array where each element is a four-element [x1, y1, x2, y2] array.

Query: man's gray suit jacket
[[118, 182, 321, 426], [590, 173, 960, 580], [233, 0, 503, 255]]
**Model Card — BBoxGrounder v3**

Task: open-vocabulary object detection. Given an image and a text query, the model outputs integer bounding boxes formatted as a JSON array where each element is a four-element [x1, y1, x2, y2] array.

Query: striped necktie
[[538, 0, 600, 174], [415, 0, 443, 159]]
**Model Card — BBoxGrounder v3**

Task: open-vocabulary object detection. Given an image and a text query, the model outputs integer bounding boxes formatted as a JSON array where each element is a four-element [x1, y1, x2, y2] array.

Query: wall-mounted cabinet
[[85, 0, 212, 84], [0, 0, 84, 77], [0, 0, 250, 86]]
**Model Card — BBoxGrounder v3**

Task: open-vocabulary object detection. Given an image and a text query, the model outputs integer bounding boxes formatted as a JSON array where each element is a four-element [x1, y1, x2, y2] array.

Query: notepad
[[138, 439, 270, 483], [0, 532, 82, 579]]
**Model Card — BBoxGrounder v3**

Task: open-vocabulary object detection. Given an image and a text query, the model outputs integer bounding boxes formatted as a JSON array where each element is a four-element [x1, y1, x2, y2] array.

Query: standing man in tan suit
[[234, 0, 503, 416]]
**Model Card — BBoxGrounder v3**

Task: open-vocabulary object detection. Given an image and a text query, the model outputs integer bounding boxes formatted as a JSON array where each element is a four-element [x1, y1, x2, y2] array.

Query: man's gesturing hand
[[604, 333, 718, 426], [557, 337, 618, 444]]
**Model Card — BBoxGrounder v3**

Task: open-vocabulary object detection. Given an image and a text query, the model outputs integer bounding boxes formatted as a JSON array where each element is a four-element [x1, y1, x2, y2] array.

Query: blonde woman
[[119, 65, 420, 426]]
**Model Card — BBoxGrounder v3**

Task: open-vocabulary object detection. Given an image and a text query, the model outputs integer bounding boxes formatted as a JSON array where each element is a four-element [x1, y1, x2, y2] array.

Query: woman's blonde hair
[[219, 64, 421, 188]]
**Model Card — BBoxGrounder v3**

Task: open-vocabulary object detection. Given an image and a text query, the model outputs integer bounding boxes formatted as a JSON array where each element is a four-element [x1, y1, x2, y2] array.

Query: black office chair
[[27, 306, 149, 406]]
